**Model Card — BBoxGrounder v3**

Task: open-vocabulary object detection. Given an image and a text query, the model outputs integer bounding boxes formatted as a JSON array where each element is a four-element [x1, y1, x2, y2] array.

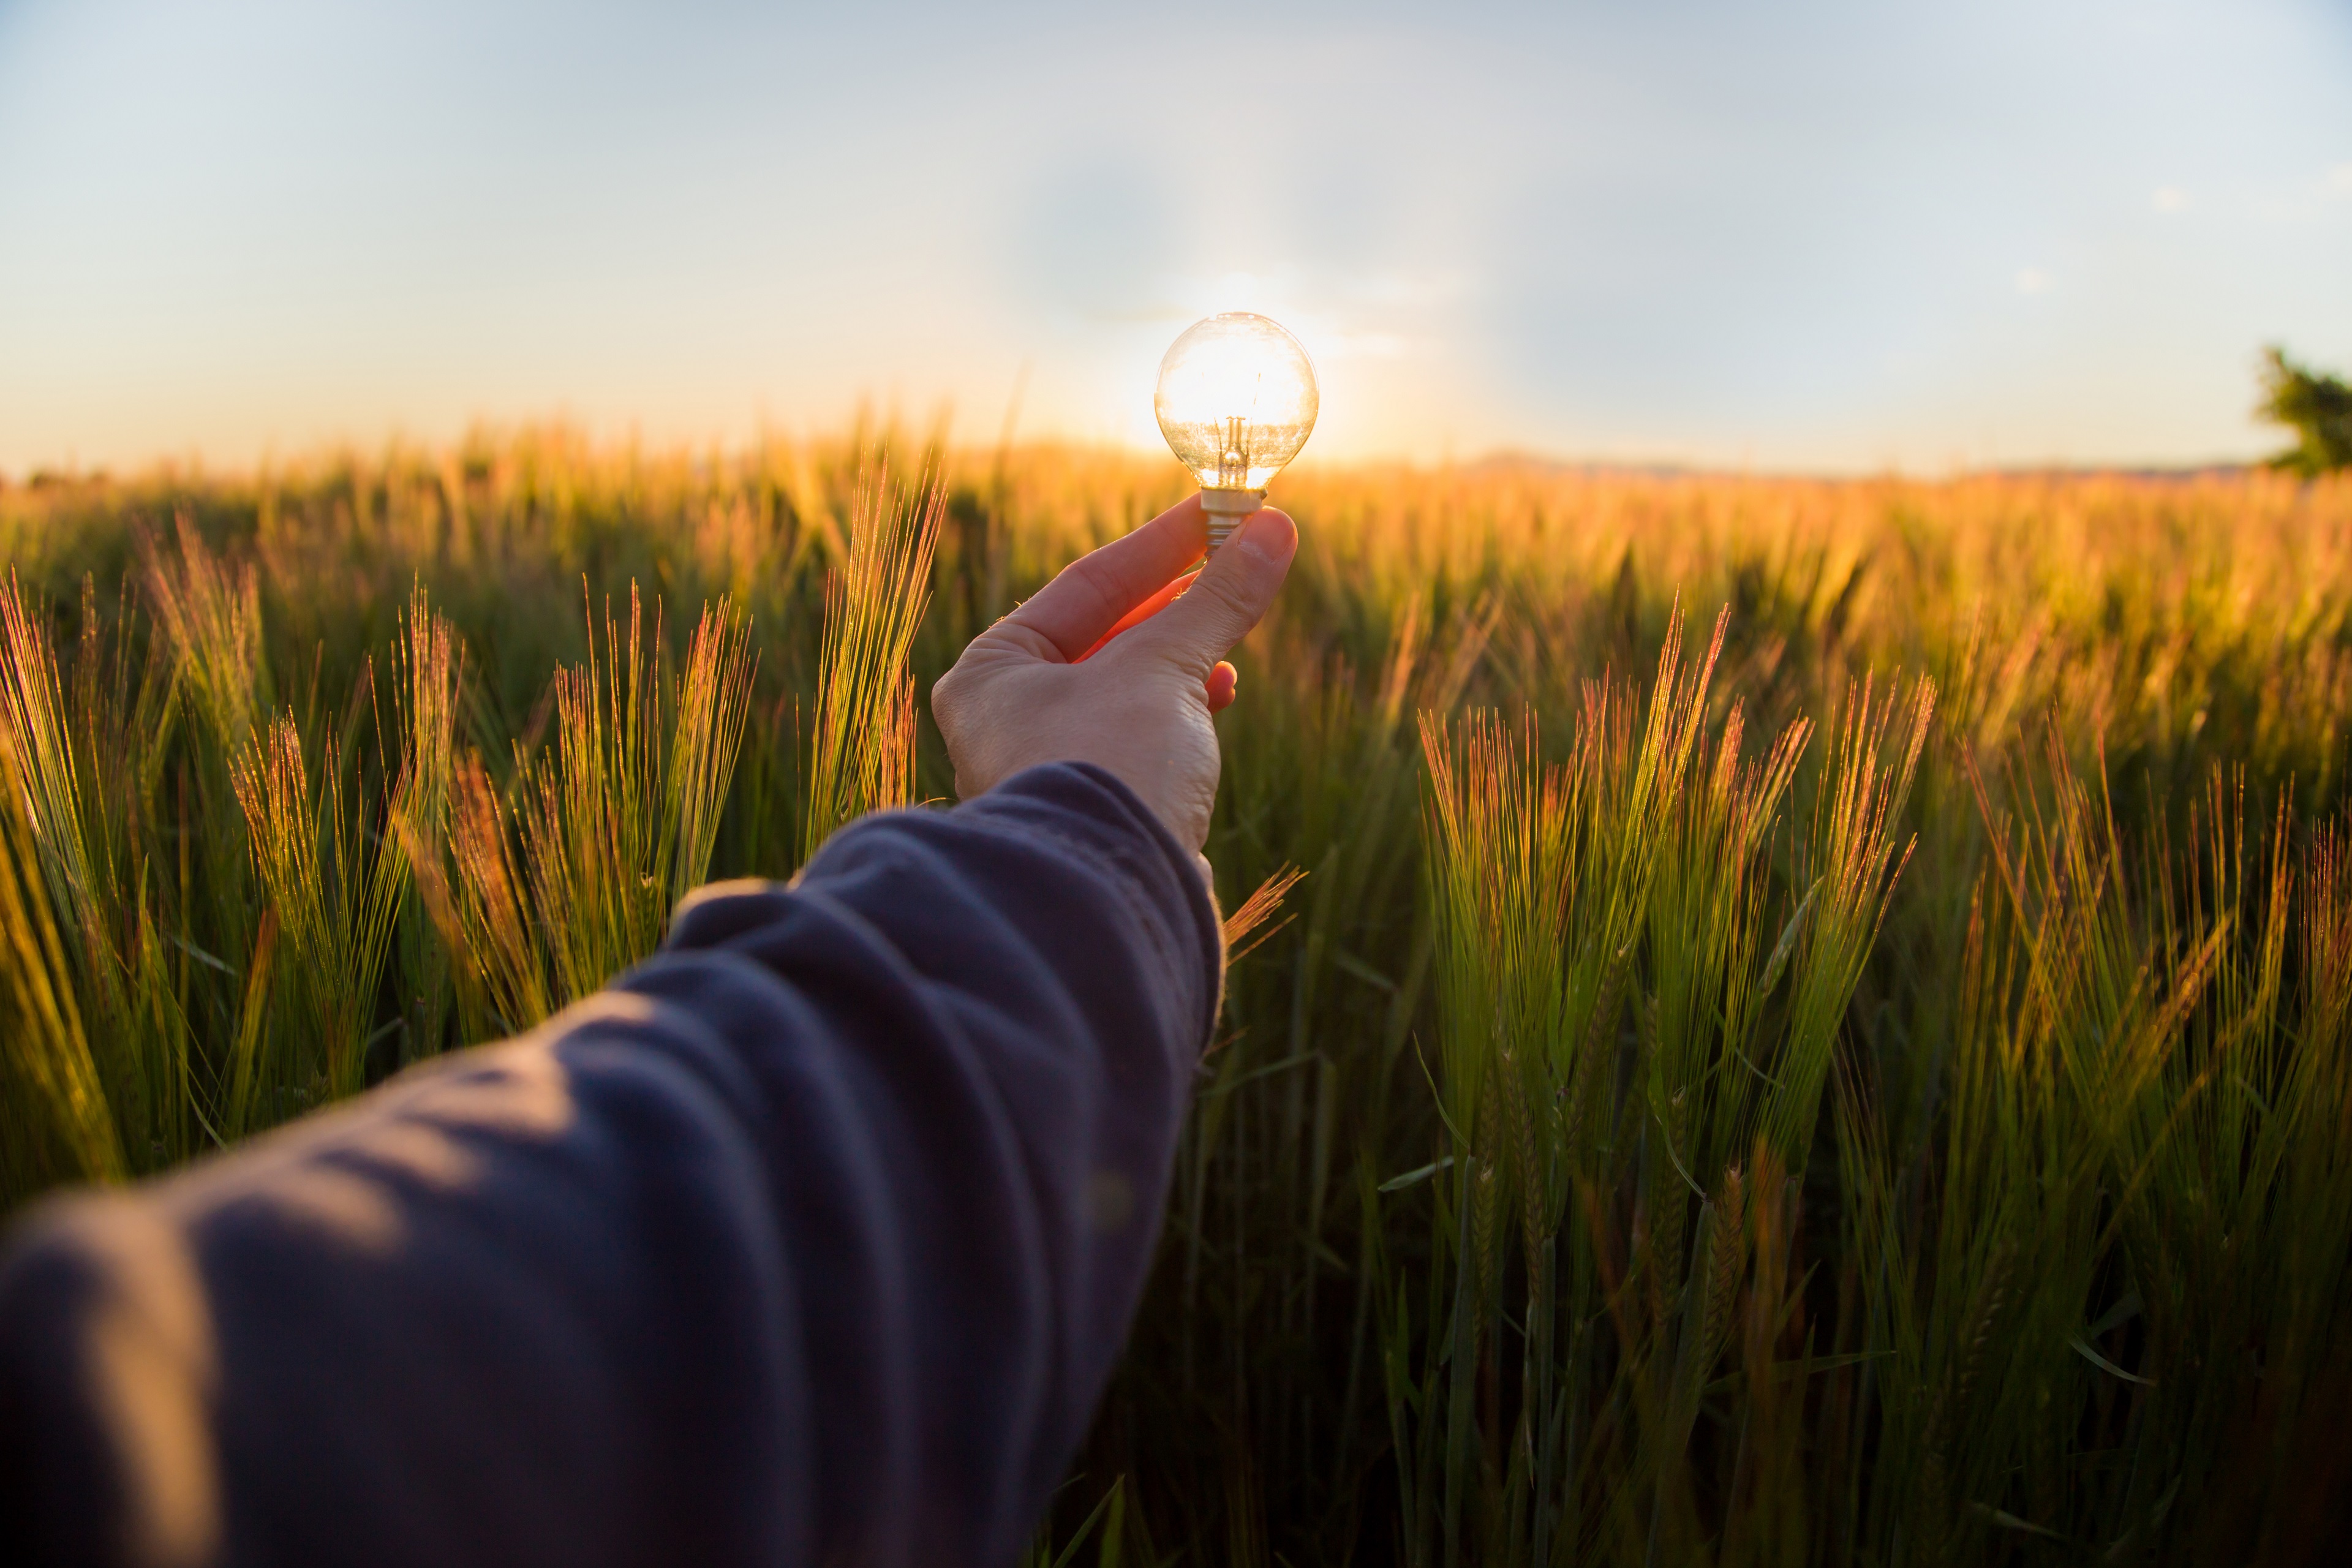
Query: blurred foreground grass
[[3, 432, 2350, 1565]]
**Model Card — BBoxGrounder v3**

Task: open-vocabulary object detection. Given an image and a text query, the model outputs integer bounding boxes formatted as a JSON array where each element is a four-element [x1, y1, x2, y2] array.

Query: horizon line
[[0, 423, 2293, 491]]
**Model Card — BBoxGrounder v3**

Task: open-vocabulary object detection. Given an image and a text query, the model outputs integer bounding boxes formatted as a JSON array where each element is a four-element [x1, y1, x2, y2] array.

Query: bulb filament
[[1218, 414, 1252, 489]]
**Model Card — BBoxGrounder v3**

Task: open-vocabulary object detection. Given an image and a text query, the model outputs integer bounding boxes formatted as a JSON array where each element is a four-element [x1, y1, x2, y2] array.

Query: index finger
[[999, 494, 1208, 662], [1072, 567, 1197, 663]]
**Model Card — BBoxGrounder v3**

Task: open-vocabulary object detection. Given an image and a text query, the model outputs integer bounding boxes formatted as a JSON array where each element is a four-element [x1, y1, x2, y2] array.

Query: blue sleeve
[[0, 762, 1222, 1568]]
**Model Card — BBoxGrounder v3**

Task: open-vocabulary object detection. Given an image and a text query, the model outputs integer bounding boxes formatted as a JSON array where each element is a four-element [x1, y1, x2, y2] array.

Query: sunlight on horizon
[[1, 0, 2348, 476]]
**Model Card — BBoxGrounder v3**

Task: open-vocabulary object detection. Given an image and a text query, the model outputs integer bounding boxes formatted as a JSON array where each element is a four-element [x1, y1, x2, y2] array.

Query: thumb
[[1129, 508, 1298, 679]]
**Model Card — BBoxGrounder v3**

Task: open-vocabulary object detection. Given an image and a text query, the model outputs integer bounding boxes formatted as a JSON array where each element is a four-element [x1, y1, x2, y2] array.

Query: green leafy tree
[[2258, 345, 2352, 475]]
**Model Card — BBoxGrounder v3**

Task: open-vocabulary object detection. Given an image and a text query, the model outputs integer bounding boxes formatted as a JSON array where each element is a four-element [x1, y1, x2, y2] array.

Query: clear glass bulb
[[1155, 313, 1317, 548]]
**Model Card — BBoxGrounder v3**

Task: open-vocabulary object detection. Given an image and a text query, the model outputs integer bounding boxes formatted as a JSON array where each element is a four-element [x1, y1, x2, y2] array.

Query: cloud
[[2014, 267, 2052, 295], [2152, 186, 2188, 213]]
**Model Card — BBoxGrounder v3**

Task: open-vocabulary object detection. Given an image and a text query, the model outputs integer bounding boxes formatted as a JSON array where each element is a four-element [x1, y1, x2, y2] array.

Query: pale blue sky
[[2, 0, 2348, 473]]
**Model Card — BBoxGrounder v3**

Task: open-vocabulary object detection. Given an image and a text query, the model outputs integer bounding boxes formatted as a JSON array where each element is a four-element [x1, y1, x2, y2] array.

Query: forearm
[[0, 763, 1219, 1568]]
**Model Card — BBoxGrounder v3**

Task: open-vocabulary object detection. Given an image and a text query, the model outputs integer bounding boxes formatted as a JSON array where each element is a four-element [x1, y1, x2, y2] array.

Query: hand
[[930, 495, 1298, 858]]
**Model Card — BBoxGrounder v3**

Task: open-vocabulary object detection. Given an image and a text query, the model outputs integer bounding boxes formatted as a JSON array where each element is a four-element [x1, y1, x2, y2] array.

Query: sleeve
[[0, 761, 1223, 1568]]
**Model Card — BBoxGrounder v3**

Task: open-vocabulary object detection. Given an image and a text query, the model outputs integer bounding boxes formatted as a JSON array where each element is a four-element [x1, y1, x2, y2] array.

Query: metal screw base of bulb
[[1199, 488, 1266, 558]]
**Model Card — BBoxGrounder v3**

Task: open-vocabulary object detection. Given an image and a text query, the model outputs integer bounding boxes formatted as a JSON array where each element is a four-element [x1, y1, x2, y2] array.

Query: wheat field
[[2, 432, 2349, 1565]]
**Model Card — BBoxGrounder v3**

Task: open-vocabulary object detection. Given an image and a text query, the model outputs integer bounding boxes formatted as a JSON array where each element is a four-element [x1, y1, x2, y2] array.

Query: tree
[[2258, 346, 2352, 476]]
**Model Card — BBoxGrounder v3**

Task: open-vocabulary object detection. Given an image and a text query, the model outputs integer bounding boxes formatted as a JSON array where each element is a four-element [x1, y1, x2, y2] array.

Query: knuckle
[[1066, 554, 1121, 616], [930, 669, 971, 729]]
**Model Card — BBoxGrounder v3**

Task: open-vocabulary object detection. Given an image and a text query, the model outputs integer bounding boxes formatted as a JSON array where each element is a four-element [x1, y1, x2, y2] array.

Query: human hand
[[929, 494, 1298, 858]]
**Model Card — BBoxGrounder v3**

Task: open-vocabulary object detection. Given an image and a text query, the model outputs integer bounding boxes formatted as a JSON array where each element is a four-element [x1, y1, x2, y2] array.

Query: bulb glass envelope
[[1155, 314, 1319, 494]]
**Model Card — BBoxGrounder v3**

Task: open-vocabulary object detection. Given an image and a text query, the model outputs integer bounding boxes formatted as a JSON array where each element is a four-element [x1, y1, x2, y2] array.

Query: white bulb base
[[1199, 488, 1266, 556]]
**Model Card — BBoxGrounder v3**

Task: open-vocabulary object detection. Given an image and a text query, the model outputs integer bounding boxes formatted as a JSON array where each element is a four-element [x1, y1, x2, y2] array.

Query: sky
[[1, 0, 2348, 475]]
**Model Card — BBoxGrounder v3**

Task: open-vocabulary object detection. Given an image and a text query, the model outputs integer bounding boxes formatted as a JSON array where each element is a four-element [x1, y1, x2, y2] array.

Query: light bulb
[[1155, 312, 1318, 554]]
